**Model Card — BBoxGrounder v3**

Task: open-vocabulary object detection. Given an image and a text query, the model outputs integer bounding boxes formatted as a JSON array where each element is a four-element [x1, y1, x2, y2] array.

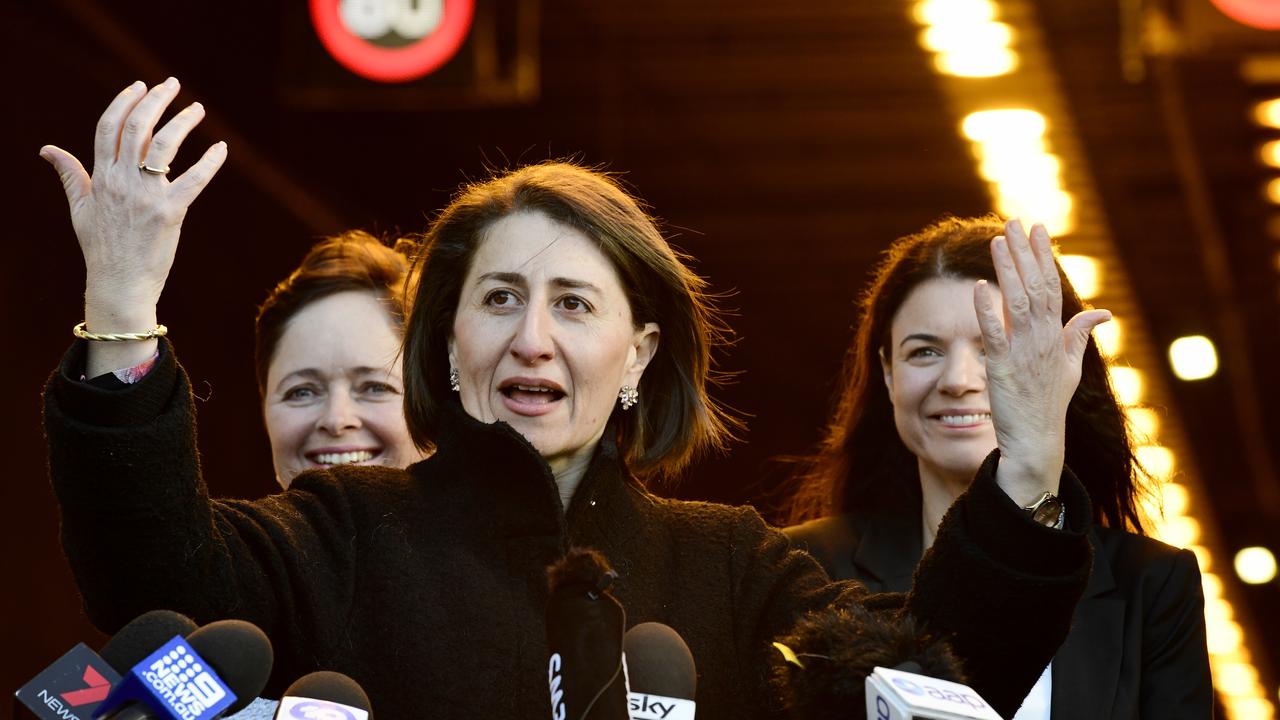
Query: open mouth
[[933, 412, 991, 427], [307, 449, 382, 466], [499, 381, 567, 404]]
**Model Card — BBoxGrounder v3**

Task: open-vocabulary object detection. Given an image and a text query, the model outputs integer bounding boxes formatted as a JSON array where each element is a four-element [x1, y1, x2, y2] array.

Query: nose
[[937, 346, 986, 397], [317, 391, 362, 435], [509, 304, 555, 365]]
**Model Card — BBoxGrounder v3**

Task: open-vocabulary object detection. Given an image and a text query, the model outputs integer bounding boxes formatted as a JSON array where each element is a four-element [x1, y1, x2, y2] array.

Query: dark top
[[45, 340, 1094, 719], [786, 499, 1212, 719]]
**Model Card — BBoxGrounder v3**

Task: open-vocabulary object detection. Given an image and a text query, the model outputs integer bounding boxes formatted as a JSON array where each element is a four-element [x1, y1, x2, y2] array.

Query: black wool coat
[[45, 340, 1095, 719]]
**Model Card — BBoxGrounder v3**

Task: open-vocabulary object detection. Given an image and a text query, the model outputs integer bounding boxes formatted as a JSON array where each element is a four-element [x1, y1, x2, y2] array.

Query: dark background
[[4, 1, 1278, 715]]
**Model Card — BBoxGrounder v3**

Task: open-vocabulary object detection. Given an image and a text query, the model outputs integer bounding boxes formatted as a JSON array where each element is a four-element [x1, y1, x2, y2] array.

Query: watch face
[[1031, 497, 1064, 527]]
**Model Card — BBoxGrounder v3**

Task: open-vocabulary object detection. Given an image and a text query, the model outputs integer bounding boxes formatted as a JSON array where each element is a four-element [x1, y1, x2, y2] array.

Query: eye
[[359, 381, 399, 396], [907, 346, 942, 360], [557, 295, 592, 313], [282, 385, 320, 402], [483, 289, 521, 308]]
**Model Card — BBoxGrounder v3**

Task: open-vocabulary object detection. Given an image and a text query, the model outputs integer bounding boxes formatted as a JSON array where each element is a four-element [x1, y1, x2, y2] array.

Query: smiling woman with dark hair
[[44, 80, 1103, 718]]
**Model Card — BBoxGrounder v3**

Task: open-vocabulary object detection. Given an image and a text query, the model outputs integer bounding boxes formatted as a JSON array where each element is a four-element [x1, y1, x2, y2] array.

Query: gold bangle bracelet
[[72, 322, 168, 342]]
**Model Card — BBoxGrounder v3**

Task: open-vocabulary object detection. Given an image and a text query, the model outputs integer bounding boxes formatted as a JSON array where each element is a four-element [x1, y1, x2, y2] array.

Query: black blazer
[[786, 508, 1213, 719]]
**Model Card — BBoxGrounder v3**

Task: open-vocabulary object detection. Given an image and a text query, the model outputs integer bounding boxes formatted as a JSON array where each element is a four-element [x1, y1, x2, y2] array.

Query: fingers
[[990, 235, 1030, 333], [1064, 309, 1113, 364], [94, 81, 146, 171], [39, 145, 91, 207], [117, 77, 181, 170], [169, 141, 229, 207], [1029, 223, 1063, 319], [973, 279, 1010, 358], [144, 102, 206, 172], [1003, 218, 1049, 317]]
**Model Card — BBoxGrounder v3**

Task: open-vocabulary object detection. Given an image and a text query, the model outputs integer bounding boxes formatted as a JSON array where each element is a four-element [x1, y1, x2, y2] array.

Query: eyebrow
[[477, 271, 602, 294], [899, 333, 941, 348]]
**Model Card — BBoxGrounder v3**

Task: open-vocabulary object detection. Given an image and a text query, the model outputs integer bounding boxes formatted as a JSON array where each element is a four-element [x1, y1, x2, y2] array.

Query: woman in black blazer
[[784, 216, 1212, 719]]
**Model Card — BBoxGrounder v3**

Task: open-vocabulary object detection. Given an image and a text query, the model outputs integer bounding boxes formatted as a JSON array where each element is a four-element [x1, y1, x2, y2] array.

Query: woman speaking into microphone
[[45, 79, 1100, 718]]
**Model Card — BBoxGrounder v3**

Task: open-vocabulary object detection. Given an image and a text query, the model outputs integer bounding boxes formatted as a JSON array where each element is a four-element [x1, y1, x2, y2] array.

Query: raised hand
[[974, 219, 1112, 506], [40, 78, 227, 376]]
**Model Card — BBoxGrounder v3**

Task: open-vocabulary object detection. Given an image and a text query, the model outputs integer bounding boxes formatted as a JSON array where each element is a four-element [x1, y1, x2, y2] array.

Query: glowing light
[[1161, 482, 1190, 515], [913, 0, 996, 26], [921, 22, 1013, 53], [1059, 254, 1101, 300], [1224, 696, 1275, 720], [934, 48, 1018, 77], [1235, 547, 1278, 585], [1260, 140, 1280, 168], [1189, 545, 1211, 571], [1109, 367, 1144, 406], [1091, 315, 1121, 357], [1207, 619, 1244, 655], [1156, 515, 1200, 547], [1266, 178, 1280, 204], [1169, 335, 1219, 381], [1125, 406, 1159, 442], [1219, 662, 1262, 697], [1209, 0, 1280, 30], [1136, 444, 1175, 481], [962, 109, 1046, 141], [1205, 596, 1234, 624], [1203, 572, 1224, 599], [1255, 99, 1280, 128]]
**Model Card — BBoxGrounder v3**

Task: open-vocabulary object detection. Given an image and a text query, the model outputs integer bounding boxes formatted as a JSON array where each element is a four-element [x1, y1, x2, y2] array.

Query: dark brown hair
[[785, 215, 1147, 532], [402, 161, 738, 480], [254, 230, 414, 395]]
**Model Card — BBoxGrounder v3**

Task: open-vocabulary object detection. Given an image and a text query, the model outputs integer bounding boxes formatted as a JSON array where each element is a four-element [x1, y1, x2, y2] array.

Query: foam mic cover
[[273, 671, 372, 720], [186, 620, 274, 716], [545, 547, 629, 720], [622, 623, 697, 720], [769, 603, 965, 720], [101, 611, 200, 674]]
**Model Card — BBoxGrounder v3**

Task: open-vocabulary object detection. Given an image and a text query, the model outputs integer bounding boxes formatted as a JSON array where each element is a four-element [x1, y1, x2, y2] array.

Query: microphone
[[865, 664, 1001, 720], [95, 618, 274, 720], [769, 603, 969, 720], [622, 623, 696, 720], [545, 547, 629, 720], [272, 671, 372, 720], [14, 610, 197, 720]]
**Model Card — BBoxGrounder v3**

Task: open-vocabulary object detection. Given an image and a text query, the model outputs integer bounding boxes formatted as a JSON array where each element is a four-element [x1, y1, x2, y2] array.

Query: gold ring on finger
[[138, 162, 170, 175]]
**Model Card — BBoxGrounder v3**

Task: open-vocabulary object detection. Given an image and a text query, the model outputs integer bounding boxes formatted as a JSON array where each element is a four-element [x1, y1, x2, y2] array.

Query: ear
[[879, 346, 893, 394], [447, 335, 458, 370], [623, 322, 660, 387]]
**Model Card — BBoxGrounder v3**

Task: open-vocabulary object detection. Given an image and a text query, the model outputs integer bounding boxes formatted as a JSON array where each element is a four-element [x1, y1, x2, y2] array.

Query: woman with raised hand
[[784, 216, 1212, 719], [46, 80, 1098, 718]]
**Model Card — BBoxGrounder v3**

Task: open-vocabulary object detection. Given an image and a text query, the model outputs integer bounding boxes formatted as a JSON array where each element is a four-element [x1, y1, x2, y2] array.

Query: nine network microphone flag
[[15, 643, 121, 720]]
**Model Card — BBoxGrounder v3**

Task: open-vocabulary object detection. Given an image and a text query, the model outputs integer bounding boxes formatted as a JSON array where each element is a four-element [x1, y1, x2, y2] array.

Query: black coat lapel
[[1050, 528, 1122, 720], [851, 505, 923, 594]]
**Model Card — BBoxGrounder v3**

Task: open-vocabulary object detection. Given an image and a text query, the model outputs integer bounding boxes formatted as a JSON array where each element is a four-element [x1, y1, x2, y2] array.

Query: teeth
[[514, 384, 553, 393], [314, 450, 375, 465], [938, 413, 990, 426]]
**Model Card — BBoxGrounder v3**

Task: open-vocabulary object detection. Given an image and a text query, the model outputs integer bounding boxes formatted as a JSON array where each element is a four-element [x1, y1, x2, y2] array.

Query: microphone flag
[[93, 635, 235, 720], [15, 643, 122, 720], [865, 666, 1003, 720]]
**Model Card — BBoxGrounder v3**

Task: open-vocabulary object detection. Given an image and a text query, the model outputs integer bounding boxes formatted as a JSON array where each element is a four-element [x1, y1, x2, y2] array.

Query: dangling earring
[[618, 385, 638, 410], [449, 368, 461, 392]]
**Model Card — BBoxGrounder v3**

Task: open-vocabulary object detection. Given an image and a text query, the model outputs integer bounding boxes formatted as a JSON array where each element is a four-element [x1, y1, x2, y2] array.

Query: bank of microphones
[[770, 603, 1003, 720], [545, 548, 697, 720], [15, 609, 374, 720]]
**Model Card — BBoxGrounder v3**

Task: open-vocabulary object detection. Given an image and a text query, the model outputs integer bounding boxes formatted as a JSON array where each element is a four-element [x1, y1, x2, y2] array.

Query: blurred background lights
[[1124, 406, 1159, 442], [1235, 547, 1278, 585], [1156, 515, 1200, 547], [914, 0, 1016, 78], [961, 109, 1074, 235], [1266, 178, 1280, 204], [1060, 254, 1101, 299], [935, 49, 1018, 78], [1109, 366, 1145, 406], [962, 108, 1046, 141], [1169, 335, 1219, 380], [1260, 140, 1280, 167], [1136, 444, 1176, 480], [1254, 98, 1280, 128]]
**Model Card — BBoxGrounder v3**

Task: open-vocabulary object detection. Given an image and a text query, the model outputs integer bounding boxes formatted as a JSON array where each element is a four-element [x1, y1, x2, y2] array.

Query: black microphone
[[769, 603, 968, 720], [96, 618, 274, 720], [622, 623, 696, 720], [545, 547, 629, 720], [272, 671, 372, 720], [13, 610, 197, 720]]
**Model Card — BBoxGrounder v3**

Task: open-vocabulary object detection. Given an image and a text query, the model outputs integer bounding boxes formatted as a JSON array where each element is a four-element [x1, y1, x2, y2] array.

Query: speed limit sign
[[310, 0, 475, 83]]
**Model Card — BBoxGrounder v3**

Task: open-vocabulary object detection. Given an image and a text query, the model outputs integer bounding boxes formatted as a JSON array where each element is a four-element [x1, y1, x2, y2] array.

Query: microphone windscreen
[[187, 619, 274, 715], [770, 603, 965, 720], [622, 623, 697, 700], [100, 609, 199, 673], [278, 671, 372, 713]]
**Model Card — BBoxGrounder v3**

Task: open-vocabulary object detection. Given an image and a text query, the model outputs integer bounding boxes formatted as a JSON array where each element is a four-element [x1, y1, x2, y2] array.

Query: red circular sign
[[310, 0, 475, 83], [1209, 0, 1280, 30]]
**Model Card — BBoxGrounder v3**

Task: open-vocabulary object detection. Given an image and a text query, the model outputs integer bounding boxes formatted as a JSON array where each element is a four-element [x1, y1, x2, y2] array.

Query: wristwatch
[[1023, 491, 1065, 529]]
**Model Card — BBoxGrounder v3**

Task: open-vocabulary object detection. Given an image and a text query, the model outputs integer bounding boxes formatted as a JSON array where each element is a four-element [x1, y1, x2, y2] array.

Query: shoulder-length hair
[[402, 161, 738, 480], [254, 230, 414, 396], [785, 215, 1147, 532]]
